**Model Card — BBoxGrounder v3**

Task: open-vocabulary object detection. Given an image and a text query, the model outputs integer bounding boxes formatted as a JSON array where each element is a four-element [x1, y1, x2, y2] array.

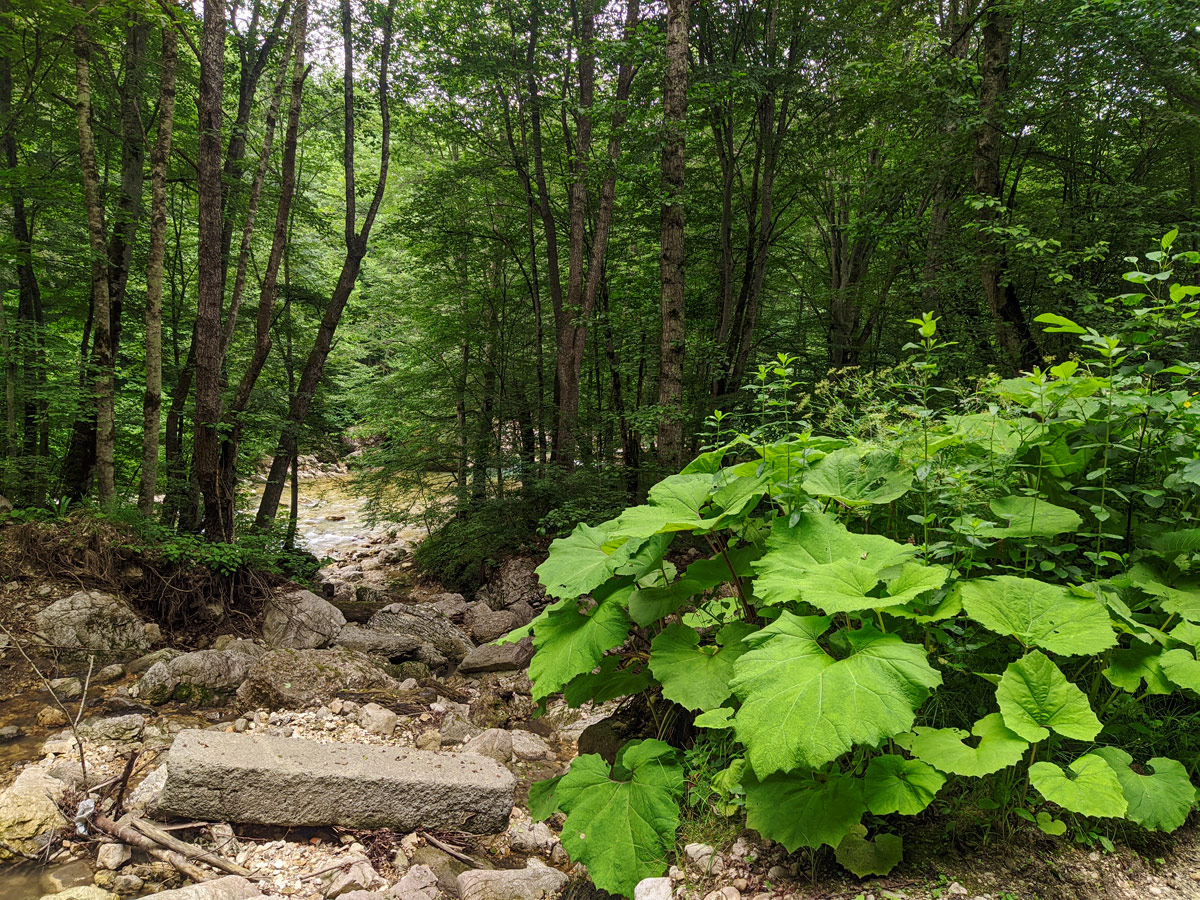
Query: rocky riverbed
[[3, 479, 1200, 900]]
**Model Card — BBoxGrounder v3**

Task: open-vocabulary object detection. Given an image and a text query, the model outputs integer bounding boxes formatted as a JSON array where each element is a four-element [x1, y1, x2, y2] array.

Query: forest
[[1, 0, 1200, 898]]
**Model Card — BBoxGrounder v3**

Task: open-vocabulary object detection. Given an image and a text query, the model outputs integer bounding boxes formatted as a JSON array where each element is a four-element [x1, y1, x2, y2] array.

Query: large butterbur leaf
[[555, 740, 684, 897], [610, 473, 717, 538], [1029, 753, 1128, 818], [752, 514, 913, 607], [959, 575, 1116, 655], [975, 495, 1083, 539], [529, 582, 633, 701], [1159, 648, 1200, 694], [731, 614, 942, 774], [649, 622, 755, 711], [744, 768, 866, 851], [562, 656, 653, 708], [901, 713, 1028, 777], [863, 755, 945, 815], [1102, 643, 1176, 695], [802, 446, 914, 506], [537, 521, 628, 599], [835, 825, 904, 878], [995, 651, 1102, 742], [1091, 748, 1194, 832]]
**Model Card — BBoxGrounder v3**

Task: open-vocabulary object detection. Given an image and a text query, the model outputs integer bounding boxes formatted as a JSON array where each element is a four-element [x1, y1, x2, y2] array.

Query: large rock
[[35, 889, 118, 900], [463, 603, 521, 644], [456, 859, 568, 900], [333, 623, 442, 667], [476, 558, 546, 612], [261, 589, 346, 649], [137, 641, 265, 705], [34, 591, 149, 655], [158, 730, 516, 834], [0, 767, 67, 860], [136, 875, 263, 899], [368, 603, 474, 664], [235, 648, 402, 709], [459, 637, 534, 674]]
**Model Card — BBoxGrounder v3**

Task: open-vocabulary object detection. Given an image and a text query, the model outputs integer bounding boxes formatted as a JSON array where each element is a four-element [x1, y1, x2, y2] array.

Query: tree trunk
[[656, 0, 689, 469], [72, 16, 115, 503], [255, 0, 397, 529], [139, 24, 178, 515]]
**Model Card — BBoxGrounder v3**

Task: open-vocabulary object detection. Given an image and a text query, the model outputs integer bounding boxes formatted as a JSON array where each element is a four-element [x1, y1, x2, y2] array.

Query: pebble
[[702, 887, 740, 900], [38, 706, 69, 727]]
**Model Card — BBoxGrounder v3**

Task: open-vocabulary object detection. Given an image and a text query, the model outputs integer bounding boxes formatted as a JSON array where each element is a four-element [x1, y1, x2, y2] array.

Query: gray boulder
[[333, 623, 444, 667], [137, 641, 265, 705], [159, 730, 516, 834], [430, 592, 470, 621], [235, 648, 402, 709], [456, 860, 568, 900], [458, 637, 534, 674], [34, 591, 149, 655], [463, 603, 520, 644], [0, 768, 67, 860], [261, 589, 346, 649], [368, 603, 474, 664], [79, 714, 144, 743], [135, 875, 263, 899], [476, 558, 546, 612]]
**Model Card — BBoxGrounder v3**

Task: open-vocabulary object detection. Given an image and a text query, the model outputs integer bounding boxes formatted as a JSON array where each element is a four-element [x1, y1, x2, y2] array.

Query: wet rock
[[0, 768, 67, 860], [137, 641, 265, 705], [159, 730, 516, 833], [457, 859, 568, 900], [458, 637, 534, 674], [34, 590, 150, 656], [634, 878, 673, 900], [40, 859, 94, 892], [460, 728, 512, 763], [358, 702, 398, 737], [0, 723, 23, 741], [368, 603, 474, 664], [236, 648, 401, 709], [261, 589, 347, 649], [134, 875, 263, 899]]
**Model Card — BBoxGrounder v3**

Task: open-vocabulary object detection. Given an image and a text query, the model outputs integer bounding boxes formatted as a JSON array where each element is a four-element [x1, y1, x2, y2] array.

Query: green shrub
[[518, 234, 1200, 895]]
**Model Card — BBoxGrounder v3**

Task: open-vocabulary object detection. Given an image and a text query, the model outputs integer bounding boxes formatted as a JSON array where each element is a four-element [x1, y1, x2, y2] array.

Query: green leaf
[[529, 582, 633, 702], [1036, 811, 1066, 835], [556, 740, 684, 897], [1092, 748, 1194, 832], [1034, 312, 1087, 334], [649, 622, 755, 711], [863, 755, 945, 815], [752, 514, 913, 607], [996, 652, 1102, 742], [536, 521, 627, 599], [628, 578, 704, 627], [611, 473, 717, 538], [684, 546, 760, 590], [529, 775, 562, 821], [835, 825, 904, 878], [693, 707, 736, 729], [977, 495, 1083, 538], [1029, 753, 1128, 818], [1102, 643, 1176, 695], [744, 768, 866, 851], [884, 563, 952, 605], [731, 614, 942, 774], [562, 656, 653, 708], [959, 575, 1116, 656], [902, 713, 1028, 777], [1160, 648, 1200, 694], [1149, 529, 1200, 559], [802, 446, 914, 506]]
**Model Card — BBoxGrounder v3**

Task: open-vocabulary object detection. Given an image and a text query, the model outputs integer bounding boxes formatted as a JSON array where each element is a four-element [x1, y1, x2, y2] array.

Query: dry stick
[[419, 831, 477, 866], [129, 816, 252, 877], [93, 813, 212, 883]]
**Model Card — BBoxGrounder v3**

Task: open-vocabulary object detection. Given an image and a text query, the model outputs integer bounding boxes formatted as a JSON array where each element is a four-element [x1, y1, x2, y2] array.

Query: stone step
[[158, 730, 515, 834]]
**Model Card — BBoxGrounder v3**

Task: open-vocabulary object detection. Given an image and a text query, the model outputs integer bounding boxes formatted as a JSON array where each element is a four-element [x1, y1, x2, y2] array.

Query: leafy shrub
[[517, 234, 1200, 895]]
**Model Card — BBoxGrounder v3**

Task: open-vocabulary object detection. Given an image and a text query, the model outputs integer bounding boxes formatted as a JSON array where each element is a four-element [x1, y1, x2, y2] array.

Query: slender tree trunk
[[72, 16, 115, 502], [656, 0, 689, 469], [194, 0, 229, 538], [255, 0, 397, 529], [139, 25, 178, 515]]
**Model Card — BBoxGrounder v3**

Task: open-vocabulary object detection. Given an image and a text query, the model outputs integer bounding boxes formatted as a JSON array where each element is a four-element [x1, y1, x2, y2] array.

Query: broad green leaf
[[1092, 748, 1194, 832], [1102, 643, 1176, 695], [1149, 528, 1200, 559], [562, 656, 653, 708], [1034, 312, 1086, 334], [611, 474, 716, 538], [649, 622, 755, 711], [863, 755, 945, 815], [529, 582, 633, 702], [744, 768, 866, 851], [614, 533, 674, 579], [537, 521, 627, 598], [693, 707, 735, 729], [628, 578, 704, 627], [995, 651, 1102, 742], [528, 775, 562, 820], [959, 575, 1116, 656], [902, 713, 1028, 777], [731, 614, 942, 774], [752, 514, 913, 607], [802, 446, 914, 506], [1126, 564, 1200, 621], [684, 545, 760, 590], [1036, 811, 1066, 835], [793, 561, 948, 616], [977, 495, 1083, 538], [835, 825, 903, 878], [556, 740, 684, 898], [1029, 754, 1128, 818], [884, 564, 951, 605], [1160, 648, 1200, 694]]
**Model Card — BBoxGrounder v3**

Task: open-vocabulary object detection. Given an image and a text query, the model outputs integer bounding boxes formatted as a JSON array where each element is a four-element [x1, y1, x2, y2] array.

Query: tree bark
[[656, 0, 689, 469], [139, 24, 179, 515], [255, 0, 397, 529]]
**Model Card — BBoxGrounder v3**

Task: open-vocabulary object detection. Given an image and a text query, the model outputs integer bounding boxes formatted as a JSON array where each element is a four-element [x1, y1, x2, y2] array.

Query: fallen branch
[[94, 813, 212, 883], [420, 831, 477, 866], [130, 816, 251, 877]]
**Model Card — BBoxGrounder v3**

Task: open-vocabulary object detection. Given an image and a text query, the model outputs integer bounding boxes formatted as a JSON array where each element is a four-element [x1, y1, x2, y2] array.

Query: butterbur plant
[[510, 237, 1200, 896]]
